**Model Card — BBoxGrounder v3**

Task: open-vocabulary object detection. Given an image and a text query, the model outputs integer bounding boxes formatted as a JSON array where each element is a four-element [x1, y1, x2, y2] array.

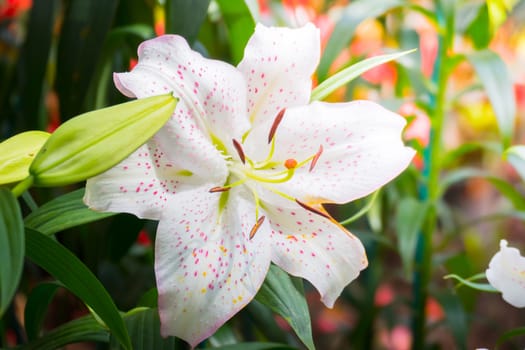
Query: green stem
[[11, 176, 34, 198], [412, 3, 453, 348]]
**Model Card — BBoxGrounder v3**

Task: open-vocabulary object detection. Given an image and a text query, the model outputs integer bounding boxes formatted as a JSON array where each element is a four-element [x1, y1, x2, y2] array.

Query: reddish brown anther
[[209, 186, 231, 193], [249, 216, 266, 240], [232, 139, 246, 164], [267, 108, 286, 143], [309, 145, 323, 172], [295, 199, 330, 219]]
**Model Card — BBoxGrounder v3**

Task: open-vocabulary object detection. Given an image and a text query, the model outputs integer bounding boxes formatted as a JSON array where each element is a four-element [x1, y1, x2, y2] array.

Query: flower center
[[209, 110, 325, 239]]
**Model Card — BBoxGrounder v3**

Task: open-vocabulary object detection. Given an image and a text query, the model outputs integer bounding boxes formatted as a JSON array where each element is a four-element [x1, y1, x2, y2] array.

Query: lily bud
[[30, 93, 177, 186], [0, 131, 50, 185]]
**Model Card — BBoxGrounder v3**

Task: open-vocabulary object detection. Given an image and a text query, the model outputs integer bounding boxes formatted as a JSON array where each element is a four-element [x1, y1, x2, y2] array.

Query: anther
[[295, 199, 330, 219], [209, 186, 231, 193], [284, 158, 298, 169], [249, 216, 266, 240], [309, 145, 323, 172], [268, 108, 286, 144], [232, 139, 246, 164]]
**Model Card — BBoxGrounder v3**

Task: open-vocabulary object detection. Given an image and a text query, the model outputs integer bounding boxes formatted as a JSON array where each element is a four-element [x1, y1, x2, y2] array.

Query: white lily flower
[[486, 239, 525, 308], [84, 23, 415, 346]]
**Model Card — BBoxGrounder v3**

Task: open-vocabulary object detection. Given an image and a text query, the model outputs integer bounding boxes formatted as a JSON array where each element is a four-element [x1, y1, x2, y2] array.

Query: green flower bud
[[0, 131, 50, 185], [30, 93, 177, 186]]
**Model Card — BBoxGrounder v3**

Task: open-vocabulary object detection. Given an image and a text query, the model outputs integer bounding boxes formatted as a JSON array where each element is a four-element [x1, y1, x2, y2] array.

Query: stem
[[412, 3, 453, 348], [11, 176, 34, 198]]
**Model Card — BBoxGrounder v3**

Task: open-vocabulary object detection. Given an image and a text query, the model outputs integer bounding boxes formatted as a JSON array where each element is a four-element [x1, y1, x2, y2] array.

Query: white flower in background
[[84, 23, 415, 346], [486, 239, 525, 308]]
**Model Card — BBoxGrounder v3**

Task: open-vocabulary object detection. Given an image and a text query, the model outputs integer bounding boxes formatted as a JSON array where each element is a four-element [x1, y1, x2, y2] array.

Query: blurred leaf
[[214, 344, 296, 350], [55, 0, 119, 120], [137, 288, 158, 308], [24, 188, 115, 235], [24, 282, 61, 341], [29, 94, 177, 187], [317, 0, 404, 81], [0, 131, 50, 185], [165, 0, 211, 43], [0, 188, 24, 317], [444, 273, 497, 292], [440, 168, 525, 210], [216, 0, 256, 64], [109, 308, 178, 350], [442, 141, 502, 168], [467, 49, 516, 148], [497, 327, 525, 348], [107, 213, 144, 262], [25, 228, 131, 350], [505, 145, 525, 182], [435, 292, 468, 349], [208, 324, 238, 347], [395, 197, 428, 277], [18, 315, 109, 350], [15, 0, 58, 132], [255, 264, 314, 350], [465, 3, 491, 49], [311, 49, 415, 101]]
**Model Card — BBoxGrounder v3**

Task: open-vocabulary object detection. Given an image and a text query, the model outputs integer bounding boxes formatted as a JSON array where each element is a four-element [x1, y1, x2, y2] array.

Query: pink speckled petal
[[248, 100, 415, 204], [115, 34, 250, 144], [155, 186, 272, 346], [262, 198, 367, 307], [238, 23, 320, 126], [84, 132, 227, 220], [486, 240, 525, 308]]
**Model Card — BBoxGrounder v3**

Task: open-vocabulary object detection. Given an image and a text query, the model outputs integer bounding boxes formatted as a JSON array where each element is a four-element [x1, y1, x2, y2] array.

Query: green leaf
[[24, 228, 131, 350], [24, 188, 114, 235], [109, 308, 179, 350], [55, 0, 119, 121], [440, 168, 525, 210], [311, 49, 415, 101], [497, 327, 525, 348], [165, 0, 211, 43], [255, 264, 314, 350], [435, 292, 468, 349], [395, 197, 428, 277], [505, 145, 525, 182], [214, 344, 296, 350], [0, 131, 50, 185], [443, 273, 497, 292], [18, 315, 109, 350], [30, 94, 177, 187], [216, 0, 256, 64], [0, 188, 24, 317], [317, 0, 404, 81], [24, 282, 61, 341], [467, 49, 516, 148]]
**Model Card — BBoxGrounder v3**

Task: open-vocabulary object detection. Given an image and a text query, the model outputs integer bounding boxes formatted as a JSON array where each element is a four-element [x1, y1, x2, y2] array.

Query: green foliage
[[0, 189, 24, 318], [255, 265, 314, 350], [24, 228, 132, 350]]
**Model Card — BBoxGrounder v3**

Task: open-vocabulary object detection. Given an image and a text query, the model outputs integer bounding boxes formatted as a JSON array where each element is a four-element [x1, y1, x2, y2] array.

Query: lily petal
[[486, 240, 525, 308], [238, 23, 320, 126], [84, 131, 227, 219], [261, 196, 367, 307], [155, 187, 272, 346], [249, 100, 415, 204], [115, 34, 251, 144]]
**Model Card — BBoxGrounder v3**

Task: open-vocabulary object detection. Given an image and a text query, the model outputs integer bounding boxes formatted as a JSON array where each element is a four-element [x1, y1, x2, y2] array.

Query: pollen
[[284, 158, 298, 169]]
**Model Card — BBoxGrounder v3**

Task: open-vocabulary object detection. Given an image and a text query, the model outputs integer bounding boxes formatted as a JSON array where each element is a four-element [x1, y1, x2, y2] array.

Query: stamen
[[249, 216, 266, 240], [232, 139, 246, 164], [309, 145, 323, 172], [284, 158, 298, 169], [295, 199, 330, 219], [209, 186, 231, 193], [268, 108, 286, 144]]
